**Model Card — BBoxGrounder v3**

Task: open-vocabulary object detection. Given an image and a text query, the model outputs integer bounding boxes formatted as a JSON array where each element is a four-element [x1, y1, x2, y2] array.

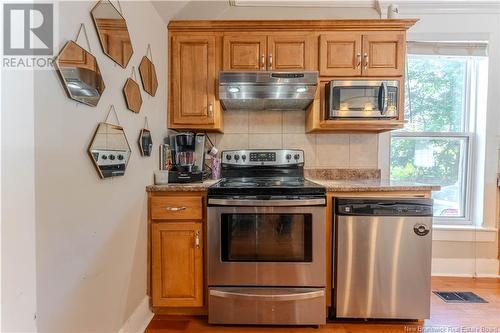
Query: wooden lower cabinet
[[152, 221, 203, 307], [148, 188, 431, 314]]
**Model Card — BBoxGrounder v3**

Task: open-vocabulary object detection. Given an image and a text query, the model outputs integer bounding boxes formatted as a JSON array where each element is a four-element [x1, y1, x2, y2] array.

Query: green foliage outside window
[[390, 55, 469, 217], [403, 56, 466, 132]]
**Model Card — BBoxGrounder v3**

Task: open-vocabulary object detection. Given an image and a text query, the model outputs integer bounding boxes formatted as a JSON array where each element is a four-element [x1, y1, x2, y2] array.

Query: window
[[390, 42, 488, 224]]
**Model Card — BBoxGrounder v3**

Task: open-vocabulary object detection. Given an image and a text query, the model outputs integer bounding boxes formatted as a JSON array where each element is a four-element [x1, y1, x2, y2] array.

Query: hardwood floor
[[145, 277, 500, 333]]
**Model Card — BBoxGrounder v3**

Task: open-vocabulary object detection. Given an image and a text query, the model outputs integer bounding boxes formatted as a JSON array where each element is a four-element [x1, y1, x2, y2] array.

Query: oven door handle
[[209, 289, 324, 301], [208, 198, 326, 206]]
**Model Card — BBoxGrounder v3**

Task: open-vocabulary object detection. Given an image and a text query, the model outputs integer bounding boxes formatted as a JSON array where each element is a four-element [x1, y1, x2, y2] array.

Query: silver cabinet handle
[[268, 53, 273, 70], [261, 54, 265, 70], [208, 103, 213, 117], [165, 206, 186, 211], [194, 231, 200, 248], [363, 52, 369, 69], [210, 289, 324, 301], [356, 52, 362, 68]]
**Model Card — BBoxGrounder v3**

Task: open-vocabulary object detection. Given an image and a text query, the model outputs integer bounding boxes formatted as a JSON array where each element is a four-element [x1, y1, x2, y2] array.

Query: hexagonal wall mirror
[[123, 77, 142, 113], [88, 122, 131, 179], [91, 0, 133, 68], [138, 128, 153, 157], [54, 40, 105, 107], [139, 56, 158, 97]]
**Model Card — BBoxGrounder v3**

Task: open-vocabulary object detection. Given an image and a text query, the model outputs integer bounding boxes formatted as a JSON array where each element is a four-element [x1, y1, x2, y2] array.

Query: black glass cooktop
[[208, 177, 325, 196]]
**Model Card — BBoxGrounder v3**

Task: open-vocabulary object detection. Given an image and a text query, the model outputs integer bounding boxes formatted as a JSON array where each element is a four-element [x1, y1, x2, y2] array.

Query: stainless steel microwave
[[326, 80, 400, 119]]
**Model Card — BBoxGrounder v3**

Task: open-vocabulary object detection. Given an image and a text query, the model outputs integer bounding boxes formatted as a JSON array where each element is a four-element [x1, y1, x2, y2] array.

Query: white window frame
[[390, 54, 485, 225]]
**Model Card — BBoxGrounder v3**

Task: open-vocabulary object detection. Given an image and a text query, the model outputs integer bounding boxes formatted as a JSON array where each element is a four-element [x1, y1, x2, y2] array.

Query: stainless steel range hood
[[219, 71, 318, 111]]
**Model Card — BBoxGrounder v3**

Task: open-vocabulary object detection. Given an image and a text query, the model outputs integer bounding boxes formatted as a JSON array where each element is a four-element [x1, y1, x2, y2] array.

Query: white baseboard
[[119, 296, 153, 333], [432, 258, 500, 277]]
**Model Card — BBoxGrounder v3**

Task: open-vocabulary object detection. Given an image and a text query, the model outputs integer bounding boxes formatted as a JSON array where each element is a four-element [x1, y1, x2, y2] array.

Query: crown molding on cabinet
[[167, 19, 418, 31], [230, 0, 377, 7]]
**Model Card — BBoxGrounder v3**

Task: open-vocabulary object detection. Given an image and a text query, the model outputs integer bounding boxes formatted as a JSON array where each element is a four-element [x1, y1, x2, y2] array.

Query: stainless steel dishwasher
[[333, 198, 433, 320]]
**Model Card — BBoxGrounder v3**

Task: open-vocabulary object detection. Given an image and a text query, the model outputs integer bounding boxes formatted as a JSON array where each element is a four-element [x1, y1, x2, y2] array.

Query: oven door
[[207, 198, 326, 287], [327, 80, 399, 119]]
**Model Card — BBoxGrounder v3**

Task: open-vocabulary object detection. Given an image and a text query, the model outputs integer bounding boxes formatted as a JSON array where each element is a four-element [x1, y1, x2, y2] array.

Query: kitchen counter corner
[[146, 179, 220, 192], [309, 178, 441, 192]]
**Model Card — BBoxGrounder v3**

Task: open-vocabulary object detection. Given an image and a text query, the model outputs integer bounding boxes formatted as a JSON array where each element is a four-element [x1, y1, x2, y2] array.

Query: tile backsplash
[[209, 110, 379, 168]]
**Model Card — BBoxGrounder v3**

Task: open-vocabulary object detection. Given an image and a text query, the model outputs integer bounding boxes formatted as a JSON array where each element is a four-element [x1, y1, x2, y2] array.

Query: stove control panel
[[249, 152, 275, 162], [222, 149, 304, 166]]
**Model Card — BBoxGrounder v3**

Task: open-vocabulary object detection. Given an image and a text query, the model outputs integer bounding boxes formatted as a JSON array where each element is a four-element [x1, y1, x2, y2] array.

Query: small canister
[[211, 158, 221, 180], [387, 4, 399, 18]]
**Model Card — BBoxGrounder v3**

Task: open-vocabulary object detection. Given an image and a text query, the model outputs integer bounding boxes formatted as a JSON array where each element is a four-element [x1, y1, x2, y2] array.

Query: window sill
[[432, 225, 498, 242]]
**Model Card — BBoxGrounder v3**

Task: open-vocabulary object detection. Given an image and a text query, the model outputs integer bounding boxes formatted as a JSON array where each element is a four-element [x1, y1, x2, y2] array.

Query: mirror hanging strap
[[130, 66, 138, 81], [146, 44, 154, 63], [75, 23, 92, 53], [116, 0, 123, 15], [144, 116, 149, 130], [105, 105, 121, 126]]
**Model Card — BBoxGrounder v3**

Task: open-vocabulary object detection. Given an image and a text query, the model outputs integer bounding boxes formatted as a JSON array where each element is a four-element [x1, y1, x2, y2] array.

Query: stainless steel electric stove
[[207, 149, 326, 326]]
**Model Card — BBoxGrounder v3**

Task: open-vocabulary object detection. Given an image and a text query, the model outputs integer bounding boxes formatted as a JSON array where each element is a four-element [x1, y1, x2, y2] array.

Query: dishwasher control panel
[[336, 198, 433, 216]]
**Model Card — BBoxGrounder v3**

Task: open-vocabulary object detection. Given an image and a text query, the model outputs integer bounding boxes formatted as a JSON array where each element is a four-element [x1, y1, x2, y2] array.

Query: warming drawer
[[209, 287, 326, 325]]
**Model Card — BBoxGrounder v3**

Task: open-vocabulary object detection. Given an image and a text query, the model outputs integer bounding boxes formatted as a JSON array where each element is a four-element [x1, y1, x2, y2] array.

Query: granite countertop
[[146, 178, 439, 192], [146, 179, 220, 192], [146, 168, 440, 193], [309, 178, 441, 192]]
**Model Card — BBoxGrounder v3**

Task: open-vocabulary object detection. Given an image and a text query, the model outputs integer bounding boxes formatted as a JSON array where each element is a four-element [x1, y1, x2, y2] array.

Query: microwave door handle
[[378, 82, 388, 115]]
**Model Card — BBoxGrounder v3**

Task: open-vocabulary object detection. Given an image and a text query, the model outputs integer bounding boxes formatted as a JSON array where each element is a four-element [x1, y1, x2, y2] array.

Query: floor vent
[[433, 291, 488, 303]]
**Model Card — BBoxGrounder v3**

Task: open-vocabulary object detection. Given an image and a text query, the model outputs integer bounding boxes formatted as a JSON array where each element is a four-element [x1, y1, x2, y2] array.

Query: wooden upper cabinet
[[167, 20, 416, 133], [152, 222, 203, 307], [223, 35, 267, 70], [362, 32, 405, 76], [320, 32, 362, 76], [319, 31, 405, 77], [170, 35, 217, 127], [268, 34, 314, 71], [222, 33, 315, 71]]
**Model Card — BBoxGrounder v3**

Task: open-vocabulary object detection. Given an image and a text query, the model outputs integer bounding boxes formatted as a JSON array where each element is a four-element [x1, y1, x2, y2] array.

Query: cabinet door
[[152, 222, 203, 307], [267, 33, 314, 71], [171, 35, 216, 125], [362, 32, 405, 76], [319, 32, 362, 76], [223, 35, 267, 70]]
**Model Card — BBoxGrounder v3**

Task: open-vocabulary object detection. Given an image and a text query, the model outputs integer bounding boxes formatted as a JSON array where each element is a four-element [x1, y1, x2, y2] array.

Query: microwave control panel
[[387, 87, 398, 107]]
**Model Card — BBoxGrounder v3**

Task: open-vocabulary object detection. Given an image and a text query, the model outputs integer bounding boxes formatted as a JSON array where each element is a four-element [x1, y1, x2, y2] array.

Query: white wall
[[32, 1, 166, 331], [1, 69, 38, 331]]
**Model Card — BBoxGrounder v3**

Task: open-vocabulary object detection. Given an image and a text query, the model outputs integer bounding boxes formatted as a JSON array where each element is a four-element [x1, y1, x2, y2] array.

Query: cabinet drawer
[[151, 196, 203, 220]]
